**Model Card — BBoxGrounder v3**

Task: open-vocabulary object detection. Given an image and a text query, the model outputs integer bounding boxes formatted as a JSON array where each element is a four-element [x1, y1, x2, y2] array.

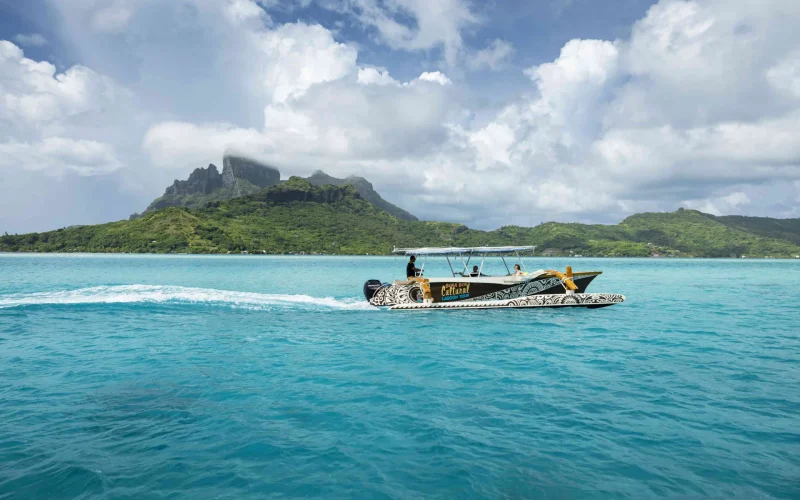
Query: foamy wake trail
[[0, 285, 374, 311]]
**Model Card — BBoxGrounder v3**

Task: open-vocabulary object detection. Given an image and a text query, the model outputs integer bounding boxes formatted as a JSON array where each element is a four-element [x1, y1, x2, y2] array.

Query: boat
[[363, 246, 625, 310]]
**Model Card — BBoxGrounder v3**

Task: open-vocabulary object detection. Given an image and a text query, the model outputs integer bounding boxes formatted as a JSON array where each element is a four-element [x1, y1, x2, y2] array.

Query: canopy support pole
[[517, 251, 530, 273]]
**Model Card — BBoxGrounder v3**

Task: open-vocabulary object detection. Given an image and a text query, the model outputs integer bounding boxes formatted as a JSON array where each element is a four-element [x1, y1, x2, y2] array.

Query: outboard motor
[[363, 279, 384, 302]]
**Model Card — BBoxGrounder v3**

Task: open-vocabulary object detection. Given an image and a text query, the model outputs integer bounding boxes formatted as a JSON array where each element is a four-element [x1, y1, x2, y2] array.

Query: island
[[3, 156, 800, 258]]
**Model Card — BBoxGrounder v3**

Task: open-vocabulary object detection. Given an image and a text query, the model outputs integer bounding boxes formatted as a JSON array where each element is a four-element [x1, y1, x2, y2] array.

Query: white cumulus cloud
[[12, 33, 48, 47], [416, 71, 453, 85], [0, 40, 125, 180], [0, 138, 123, 176], [258, 23, 358, 103], [328, 0, 478, 66], [142, 122, 264, 170], [357, 67, 397, 86], [468, 39, 514, 71], [0, 41, 121, 131]]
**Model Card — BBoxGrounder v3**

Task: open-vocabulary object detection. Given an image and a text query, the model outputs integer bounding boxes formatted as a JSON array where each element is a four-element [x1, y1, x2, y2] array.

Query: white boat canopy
[[392, 246, 536, 256]]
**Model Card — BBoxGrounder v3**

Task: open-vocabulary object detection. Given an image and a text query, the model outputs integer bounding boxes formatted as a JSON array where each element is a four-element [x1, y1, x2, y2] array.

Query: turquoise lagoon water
[[0, 254, 798, 499]]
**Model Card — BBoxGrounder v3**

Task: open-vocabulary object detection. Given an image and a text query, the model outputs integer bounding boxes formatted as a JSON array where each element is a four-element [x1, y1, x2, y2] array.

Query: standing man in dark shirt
[[406, 256, 422, 278]]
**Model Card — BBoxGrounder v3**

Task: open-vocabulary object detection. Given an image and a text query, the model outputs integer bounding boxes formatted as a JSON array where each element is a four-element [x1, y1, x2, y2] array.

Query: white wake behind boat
[[363, 246, 625, 310]]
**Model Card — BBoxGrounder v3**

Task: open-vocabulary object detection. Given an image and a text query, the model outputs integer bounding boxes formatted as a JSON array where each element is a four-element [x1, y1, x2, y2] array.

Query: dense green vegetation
[[3, 179, 800, 257], [710, 214, 800, 246], [620, 210, 800, 258], [305, 171, 417, 221]]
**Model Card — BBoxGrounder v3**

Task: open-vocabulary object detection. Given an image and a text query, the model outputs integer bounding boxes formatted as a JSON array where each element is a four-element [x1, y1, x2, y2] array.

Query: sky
[[1, 0, 799, 234]]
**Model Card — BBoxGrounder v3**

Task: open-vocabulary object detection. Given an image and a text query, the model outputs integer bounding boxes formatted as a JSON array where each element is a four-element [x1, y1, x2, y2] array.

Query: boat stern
[[364, 280, 422, 307]]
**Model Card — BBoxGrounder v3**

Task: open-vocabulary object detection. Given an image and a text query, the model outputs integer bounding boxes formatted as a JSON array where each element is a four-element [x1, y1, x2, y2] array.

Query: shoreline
[[2, 252, 799, 260]]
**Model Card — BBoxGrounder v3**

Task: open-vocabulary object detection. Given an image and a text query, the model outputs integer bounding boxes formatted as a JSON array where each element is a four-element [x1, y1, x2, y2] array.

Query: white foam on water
[[0, 285, 374, 311]]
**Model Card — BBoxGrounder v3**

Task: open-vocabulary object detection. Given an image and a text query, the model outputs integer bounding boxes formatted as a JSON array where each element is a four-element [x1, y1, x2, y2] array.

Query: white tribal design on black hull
[[464, 275, 594, 302], [369, 284, 419, 306], [389, 293, 626, 310]]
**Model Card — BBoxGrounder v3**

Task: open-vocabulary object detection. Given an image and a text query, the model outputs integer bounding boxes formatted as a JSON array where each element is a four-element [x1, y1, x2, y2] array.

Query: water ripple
[[1, 256, 799, 499]]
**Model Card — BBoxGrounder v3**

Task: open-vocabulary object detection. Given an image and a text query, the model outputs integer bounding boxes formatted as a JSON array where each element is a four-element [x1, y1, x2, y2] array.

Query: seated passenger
[[513, 264, 528, 277], [469, 265, 481, 277]]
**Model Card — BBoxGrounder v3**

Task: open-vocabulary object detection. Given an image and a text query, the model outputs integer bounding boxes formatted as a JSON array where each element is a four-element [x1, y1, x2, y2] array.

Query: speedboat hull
[[365, 272, 604, 307], [389, 293, 625, 310]]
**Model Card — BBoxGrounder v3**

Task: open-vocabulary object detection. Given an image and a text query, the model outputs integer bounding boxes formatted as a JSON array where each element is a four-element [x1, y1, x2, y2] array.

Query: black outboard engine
[[363, 279, 383, 302]]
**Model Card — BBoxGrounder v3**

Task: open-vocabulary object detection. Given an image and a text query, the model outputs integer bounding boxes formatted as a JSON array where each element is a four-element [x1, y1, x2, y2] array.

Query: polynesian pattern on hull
[[504, 293, 624, 308], [390, 293, 625, 310], [369, 284, 419, 306], [463, 275, 596, 302], [463, 277, 562, 302]]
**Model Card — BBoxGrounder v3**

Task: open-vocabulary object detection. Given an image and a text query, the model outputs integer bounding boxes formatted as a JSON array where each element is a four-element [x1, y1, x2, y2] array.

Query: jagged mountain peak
[[135, 159, 417, 221], [164, 164, 222, 196], [222, 155, 280, 190]]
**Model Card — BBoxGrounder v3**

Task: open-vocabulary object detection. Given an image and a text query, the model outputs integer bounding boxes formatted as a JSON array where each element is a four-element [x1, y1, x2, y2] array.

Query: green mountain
[[2, 181, 800, 257], [132, 155, 281, 217], [2, 178, 440, 254], [710, 214, 800, 246], [133, 156, 417, 222], [617, 209, 800, 257], [306, 171, 417, 221]]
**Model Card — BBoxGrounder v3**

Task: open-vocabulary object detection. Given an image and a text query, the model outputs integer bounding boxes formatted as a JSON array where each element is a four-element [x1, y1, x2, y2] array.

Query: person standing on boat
[[406, 256, 422, 278]]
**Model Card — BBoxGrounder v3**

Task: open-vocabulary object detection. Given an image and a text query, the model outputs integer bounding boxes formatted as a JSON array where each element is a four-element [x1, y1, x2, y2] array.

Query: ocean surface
[[1, 254, 798, 499]]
